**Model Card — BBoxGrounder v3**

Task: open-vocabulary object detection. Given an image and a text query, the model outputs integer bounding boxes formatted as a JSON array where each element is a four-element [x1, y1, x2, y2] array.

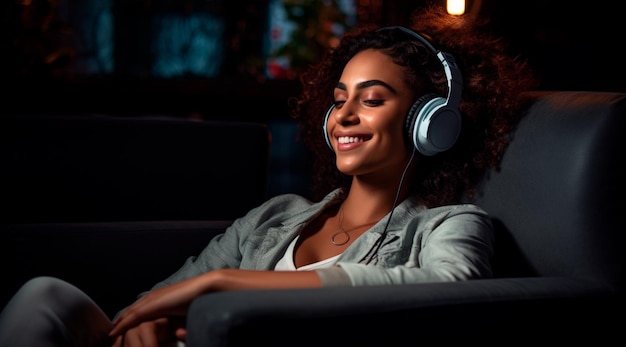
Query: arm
[[109, 269, 322, 337]]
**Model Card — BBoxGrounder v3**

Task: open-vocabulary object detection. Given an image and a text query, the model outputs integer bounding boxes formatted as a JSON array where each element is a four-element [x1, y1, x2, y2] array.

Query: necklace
[[331, 205, 378, 246]]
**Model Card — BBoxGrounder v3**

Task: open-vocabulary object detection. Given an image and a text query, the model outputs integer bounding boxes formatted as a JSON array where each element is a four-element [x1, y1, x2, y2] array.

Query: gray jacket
[[150, 188, 493, 289]]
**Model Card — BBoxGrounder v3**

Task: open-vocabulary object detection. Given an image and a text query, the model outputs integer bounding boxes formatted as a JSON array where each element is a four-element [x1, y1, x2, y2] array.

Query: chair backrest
[[472, 91, 625, 289], [0, 115, 271, 224]]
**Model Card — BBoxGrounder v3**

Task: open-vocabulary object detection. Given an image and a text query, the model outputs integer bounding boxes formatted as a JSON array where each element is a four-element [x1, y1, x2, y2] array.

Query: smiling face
[[327, 49, 418, 180]]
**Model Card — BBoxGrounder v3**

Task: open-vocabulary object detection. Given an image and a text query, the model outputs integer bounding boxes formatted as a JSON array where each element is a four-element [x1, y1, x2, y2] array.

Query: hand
[[109, 273, 212, 337], [110, 317, 185, 347], [109, 269, 321, 339]]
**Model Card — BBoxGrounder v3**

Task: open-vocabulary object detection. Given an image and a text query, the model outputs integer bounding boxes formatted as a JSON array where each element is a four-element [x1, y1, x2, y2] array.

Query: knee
[[17, 276, 79, 302], [1, 276, 73, 317], [21, 276, 71, 291], [6, 276, 102, 317]]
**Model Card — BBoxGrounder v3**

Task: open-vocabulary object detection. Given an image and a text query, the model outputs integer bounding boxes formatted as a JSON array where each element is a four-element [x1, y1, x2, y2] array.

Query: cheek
[[360, 116, 410, 158], [382, 115, 409, 149], [398, 116, 413, 149]]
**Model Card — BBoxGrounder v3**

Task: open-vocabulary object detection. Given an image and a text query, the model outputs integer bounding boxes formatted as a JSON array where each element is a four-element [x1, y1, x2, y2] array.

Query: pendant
[[331, 230, 350, 246]]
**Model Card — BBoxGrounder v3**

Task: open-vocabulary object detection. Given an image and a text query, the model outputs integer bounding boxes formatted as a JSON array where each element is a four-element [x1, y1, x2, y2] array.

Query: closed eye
[[364, 99, 384, 106], [334, 99, 384, 108]]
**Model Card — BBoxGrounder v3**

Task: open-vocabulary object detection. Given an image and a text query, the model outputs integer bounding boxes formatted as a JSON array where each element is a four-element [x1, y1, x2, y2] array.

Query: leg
[[0, 276, 114, 347]]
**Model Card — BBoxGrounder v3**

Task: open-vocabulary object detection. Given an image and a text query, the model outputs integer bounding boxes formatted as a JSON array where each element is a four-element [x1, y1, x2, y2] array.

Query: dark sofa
[[0, 116, 271, 316], [2, 91, 625, 345]]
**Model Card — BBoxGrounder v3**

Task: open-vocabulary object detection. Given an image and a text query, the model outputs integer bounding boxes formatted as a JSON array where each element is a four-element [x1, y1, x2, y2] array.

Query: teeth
[[338, 136, 365, 144]]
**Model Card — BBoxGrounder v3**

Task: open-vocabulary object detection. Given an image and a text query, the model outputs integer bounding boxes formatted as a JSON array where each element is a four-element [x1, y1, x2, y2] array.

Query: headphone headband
[[377, 26, 463, 112]]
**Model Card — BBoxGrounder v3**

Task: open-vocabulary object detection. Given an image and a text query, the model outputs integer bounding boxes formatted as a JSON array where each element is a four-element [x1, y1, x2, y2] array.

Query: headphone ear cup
[[322, 104, 335, 151], [405, 93, 461, 156], [405, 93, 438, 153]]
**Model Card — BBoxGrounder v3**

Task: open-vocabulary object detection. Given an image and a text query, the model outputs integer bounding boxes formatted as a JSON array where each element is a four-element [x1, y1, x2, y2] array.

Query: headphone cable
[[362, 148, 416, 264]]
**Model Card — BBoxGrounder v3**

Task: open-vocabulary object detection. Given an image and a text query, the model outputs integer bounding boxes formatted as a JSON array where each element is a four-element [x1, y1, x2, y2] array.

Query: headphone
[[322, 26, 463, 156]]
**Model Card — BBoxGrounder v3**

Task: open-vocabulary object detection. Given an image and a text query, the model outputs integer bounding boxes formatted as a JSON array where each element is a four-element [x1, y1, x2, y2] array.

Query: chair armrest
[[187, 277, 620, 346]]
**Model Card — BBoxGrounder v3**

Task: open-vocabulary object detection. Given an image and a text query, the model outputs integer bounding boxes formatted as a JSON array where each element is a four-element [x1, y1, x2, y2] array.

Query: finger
[[111, 334, 123, 347], [121, 330, 140, 347], [175, 327, 187, 341], [169, 316, 187, 342], [110, 299, 158, 336], [111, 292, 169, 332], [109, 310, 142, 337], [138, 321, 160, 347]]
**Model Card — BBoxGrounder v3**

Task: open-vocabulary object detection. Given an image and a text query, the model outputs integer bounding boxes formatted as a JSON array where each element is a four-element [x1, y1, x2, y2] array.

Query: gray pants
[[0, 276, 113, 347]]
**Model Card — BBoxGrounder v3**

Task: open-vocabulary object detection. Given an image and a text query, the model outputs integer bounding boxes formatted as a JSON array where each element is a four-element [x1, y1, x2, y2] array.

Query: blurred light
[[447, 0, 465, 15]]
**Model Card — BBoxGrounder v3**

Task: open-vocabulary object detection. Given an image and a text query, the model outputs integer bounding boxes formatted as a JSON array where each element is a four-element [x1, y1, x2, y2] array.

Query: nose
[[333, 102, 359, 126]]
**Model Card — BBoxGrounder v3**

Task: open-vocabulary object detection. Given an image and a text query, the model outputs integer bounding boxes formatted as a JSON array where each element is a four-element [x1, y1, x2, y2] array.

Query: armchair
[[0, 116, 271, 317], [185, 91, 625, 345], [2, 91, 624, 345]]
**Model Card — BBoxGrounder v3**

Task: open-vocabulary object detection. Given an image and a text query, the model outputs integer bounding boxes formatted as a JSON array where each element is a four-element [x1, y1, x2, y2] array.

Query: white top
[[274, 235, 340, 271]]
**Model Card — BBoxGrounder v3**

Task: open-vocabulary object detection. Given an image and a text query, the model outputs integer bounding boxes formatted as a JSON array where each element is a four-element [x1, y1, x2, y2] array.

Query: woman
[[0, 5, 538, 347]]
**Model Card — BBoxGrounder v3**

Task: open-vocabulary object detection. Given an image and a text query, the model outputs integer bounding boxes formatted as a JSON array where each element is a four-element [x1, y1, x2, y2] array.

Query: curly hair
[[289, 5, 539, 207]]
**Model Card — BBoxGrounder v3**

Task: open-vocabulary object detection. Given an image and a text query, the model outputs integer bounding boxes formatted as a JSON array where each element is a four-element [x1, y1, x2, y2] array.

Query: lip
[[334, 132, 372, 151]]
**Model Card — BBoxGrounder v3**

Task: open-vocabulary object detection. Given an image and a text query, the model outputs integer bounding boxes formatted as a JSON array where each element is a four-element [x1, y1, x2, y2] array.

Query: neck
[[341, 149, 417, 224], [341, 178, 411, 225]]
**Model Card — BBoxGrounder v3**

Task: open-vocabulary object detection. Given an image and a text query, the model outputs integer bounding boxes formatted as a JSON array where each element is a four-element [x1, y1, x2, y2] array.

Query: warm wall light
[[447, 0, 465, 15]]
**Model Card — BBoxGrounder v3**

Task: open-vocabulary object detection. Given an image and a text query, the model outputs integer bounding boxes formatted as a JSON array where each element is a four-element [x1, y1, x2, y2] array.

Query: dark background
[[1, 0, 623, 197], [2, 0, 624, 118]]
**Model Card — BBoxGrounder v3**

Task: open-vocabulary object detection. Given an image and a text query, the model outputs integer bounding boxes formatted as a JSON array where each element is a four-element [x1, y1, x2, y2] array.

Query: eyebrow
[[335, 80, 398, 94]]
